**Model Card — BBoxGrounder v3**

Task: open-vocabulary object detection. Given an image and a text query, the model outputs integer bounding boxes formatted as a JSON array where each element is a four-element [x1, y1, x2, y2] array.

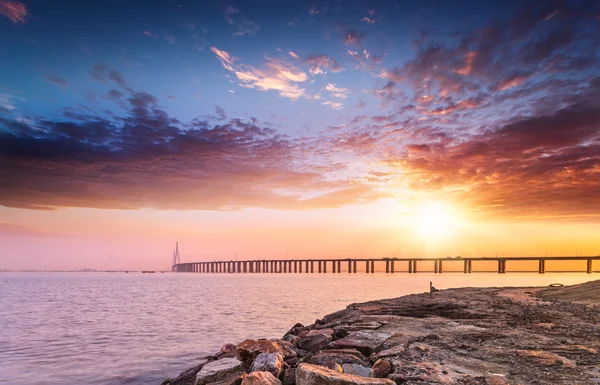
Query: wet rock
[[341, 363, 372, 377], [282, 368, 296, 385], [206, 372, 243, 385], [217, 344, 238, 359], [241, 372, 282, 385], [285, 323, 305, 337], [327, 331, 392, 356], [297, 329, 334, 352], [371, 359, 392, 378], [250, 353, 285, 378], [162, 359, 208, 385], [237, 340, 283, 370], [296, 363, 395, 385], [196, 358, 243, 385]]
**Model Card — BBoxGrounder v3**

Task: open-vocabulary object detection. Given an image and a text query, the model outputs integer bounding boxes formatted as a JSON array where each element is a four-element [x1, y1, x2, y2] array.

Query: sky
[[1, 0, 599, 270]]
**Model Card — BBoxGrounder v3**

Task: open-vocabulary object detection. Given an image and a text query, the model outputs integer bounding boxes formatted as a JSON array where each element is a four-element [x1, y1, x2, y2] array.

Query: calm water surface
[[0, 272, 597, 385]]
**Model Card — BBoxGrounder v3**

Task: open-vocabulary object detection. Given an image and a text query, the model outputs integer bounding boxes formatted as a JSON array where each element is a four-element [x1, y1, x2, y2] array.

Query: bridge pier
[[323, 261, 327, 273], [353, 260, 357, 273], [497, 260, 506, 274], [587, 259, 593, 274], [538, 259, 545, 274], [385, 260, 389, 273], [408, 260, 417, 273], [391, 260, 395, 273], [333, 261, 337, 273], [366, 260, 370, 273], [337, 260, 341, 273]]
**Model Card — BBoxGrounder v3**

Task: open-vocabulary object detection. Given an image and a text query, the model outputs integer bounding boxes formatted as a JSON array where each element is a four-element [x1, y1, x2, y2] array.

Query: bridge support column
[[497, 260, 506, 274], [333, 261, 337, 273], [385, 260, 390, 273], [391, 260, 395, 273], [337, 260, 341, 273], [439, 260, 443, 273], [347, 260, 351, 273], [284, 261, 287, 273], [310, 261, 314, 273], [323, 261, 327, 273], [587, 259, 592, 274], [318, 261, 322, 273], [371, 260, 375, 273], [366, 260, 370, 273], [353, 260, 357, 273], [538, 259, 545, 274], [468, 260, 472, 273]]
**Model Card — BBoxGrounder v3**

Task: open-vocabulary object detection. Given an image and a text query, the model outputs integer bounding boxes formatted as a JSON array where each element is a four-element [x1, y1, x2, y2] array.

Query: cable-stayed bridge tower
[[171, 241, 180, 271]]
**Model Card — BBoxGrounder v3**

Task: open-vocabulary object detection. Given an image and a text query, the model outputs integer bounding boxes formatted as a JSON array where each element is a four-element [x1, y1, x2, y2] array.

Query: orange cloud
[[211, 47, 307, 100]]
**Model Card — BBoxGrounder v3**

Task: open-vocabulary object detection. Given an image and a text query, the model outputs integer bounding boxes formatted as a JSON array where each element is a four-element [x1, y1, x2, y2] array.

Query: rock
[[296, 363, 395, 385], [282, 368, 296, 385], [250, 353, 285, 378], [341, 363, 372, 377], [326, 331, 392, 356], [196, 358, 243, 385], [241, 372, 282, 385], [283, 334, 299, 345], [297, 329, 334, 352], [217, 344, 238, 358], [371, 359, 392, 378], [206, 372, 244, 385], [237, 340, 283, 370], [162, 359, 208, 385], [320, 349, 369, 362], [285, 323, 305, 337], [307, 351, 369, 367], [272, 339, 299, 360], [285, 357, 299, 366], [516, 350, 576, 368]]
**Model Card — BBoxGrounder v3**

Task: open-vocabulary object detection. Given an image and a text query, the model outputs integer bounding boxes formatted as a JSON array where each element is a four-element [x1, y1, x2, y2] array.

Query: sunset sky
[[1, 0, 599, 270]]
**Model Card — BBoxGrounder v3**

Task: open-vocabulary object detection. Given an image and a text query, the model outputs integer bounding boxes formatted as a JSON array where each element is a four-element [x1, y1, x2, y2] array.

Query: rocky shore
[[162, 280, 600, 385]]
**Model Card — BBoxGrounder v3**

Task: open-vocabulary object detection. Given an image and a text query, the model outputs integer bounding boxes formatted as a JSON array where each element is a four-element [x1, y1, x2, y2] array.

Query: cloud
[[90, 64, 130, 90], [0, 89, 387, 211], [343, 28, 365, 45], [0, 93, 17, 113], [211, 47, 308, 100], [224, 7, 259, 36], [322, 101, 343, 110], [43, 75, 69, 88], [304, 54, 343, 75], [0, 0, 27, 24], [288, 51, 300, 59], [324, 83, 349, 99]]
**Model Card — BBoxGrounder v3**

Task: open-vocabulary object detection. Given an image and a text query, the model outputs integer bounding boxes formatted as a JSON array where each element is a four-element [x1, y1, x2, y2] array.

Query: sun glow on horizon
[[414, 201, 460, 242]]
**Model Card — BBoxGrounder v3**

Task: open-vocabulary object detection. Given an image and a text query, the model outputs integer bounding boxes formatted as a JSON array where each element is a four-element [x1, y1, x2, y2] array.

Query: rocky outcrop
[[195, 358, 243, 385], [296, 363, 395, 385], [165, 280, 600, 385]]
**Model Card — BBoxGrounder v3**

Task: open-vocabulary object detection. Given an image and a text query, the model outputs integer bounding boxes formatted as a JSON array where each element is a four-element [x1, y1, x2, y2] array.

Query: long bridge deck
[[173, 256, 600, 274]]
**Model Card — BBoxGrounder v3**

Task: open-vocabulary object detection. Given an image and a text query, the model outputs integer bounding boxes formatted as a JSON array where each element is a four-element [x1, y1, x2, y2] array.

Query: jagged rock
[[371, 359, 392, 378], [196, 358, 243, 385], [282, 334, 299, 345], [241, 371, 282, 385], [272, 339, 298, 360], [285, 323, 305, 336], [206, 372, 244, 385], [307, 351, 369, 367], [282, 368, 296, 385], [237, 340, 283, 370], [297, 329, 334, 352], [285, 357, 299, 366], [516, 350, 576, 368], [341, 363, 372, 377], [250, 353, 285, 378], [320, 349, 369, 362], [217, 344, 238, 358], [326, 331, 392, 356], [296, 363, 395, 385]]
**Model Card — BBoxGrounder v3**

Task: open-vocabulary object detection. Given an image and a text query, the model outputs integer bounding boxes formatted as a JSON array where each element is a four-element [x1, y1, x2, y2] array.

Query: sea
[[0, 272, 597, 385]]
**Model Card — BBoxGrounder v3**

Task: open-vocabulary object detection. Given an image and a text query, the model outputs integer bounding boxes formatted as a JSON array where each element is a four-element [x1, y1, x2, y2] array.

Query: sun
[[414, 201, 457, 241]]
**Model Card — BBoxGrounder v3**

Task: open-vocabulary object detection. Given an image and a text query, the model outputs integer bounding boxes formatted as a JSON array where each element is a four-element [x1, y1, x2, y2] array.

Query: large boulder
[[237, 340, 283, 370], [272, 339, 299, 360], [250, 353, 285, 378], [297, 329, 334, 352], [241, 372, 282, 385], [326, 331, 392, 356], [217, 344, 238, 359], [296, 363, 396, 385], [282, 368, 297, 385], [196, 358, 243, 385]]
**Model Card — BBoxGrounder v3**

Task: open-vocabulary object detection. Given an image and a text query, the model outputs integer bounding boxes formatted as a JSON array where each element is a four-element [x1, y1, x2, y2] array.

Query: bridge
[[172, 248, 600, 275]]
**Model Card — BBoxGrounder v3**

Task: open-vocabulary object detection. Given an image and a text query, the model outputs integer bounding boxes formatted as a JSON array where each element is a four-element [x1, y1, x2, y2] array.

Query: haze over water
[[1, 272, 597, 385]]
